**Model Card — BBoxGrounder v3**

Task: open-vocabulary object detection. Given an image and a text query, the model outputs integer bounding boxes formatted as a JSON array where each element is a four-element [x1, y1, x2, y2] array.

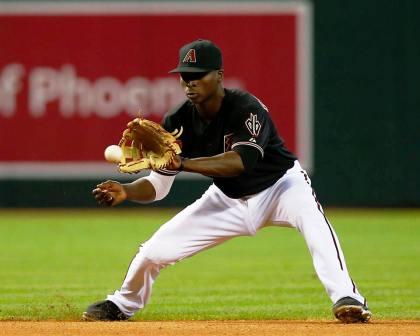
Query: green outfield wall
[[311, 0, 419, 207], [0, 0, 419, 207]]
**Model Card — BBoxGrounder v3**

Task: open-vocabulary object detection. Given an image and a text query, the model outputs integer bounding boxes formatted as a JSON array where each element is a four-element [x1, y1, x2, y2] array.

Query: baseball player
[[84, 39, 371, 323]]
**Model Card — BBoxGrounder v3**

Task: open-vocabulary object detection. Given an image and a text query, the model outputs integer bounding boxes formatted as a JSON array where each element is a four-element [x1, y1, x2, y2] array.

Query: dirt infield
[[1, 320, 419, 336]]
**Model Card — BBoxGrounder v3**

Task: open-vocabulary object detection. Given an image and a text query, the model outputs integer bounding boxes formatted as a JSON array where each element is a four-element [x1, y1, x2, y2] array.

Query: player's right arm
[[92, 172, 175, 206], [94, 107, 184, 207]]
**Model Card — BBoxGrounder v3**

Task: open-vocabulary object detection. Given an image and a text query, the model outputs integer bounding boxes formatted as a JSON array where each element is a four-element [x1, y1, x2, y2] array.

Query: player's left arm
[[170, 151, 245, 177]]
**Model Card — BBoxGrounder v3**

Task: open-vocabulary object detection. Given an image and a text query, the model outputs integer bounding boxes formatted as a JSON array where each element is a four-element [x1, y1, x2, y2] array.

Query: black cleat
[[82, 300, 128, 321], [333, 297, 372, 323]]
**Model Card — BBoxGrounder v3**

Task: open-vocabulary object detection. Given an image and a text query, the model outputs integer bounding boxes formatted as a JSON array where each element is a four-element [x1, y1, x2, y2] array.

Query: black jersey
[[162, 89, 297, 198]]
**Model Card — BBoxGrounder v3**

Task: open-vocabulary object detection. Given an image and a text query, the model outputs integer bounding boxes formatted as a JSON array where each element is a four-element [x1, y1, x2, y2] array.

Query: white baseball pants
[[107, 161, 365, 316]]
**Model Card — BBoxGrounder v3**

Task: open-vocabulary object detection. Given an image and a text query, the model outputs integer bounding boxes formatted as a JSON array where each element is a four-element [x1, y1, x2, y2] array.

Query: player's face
[[180, 70, 223, 104]]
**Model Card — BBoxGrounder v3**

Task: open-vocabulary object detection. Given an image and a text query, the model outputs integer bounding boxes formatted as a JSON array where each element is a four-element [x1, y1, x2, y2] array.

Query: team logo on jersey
[[224, 133, 234, 152], [245, 113, 261, 142], [183, 49, 197, 63]]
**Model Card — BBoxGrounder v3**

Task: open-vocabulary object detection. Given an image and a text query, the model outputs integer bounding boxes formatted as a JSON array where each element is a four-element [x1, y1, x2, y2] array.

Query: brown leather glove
[[117, 118, 182, 174]]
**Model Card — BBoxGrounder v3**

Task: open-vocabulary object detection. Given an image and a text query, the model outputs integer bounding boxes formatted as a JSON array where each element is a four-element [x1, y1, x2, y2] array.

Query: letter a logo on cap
[[183, 49, 197, 63]]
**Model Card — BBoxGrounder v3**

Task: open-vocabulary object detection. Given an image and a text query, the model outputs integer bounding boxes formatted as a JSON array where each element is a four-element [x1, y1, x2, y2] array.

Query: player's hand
[[165, 155, 182, 171], [92, 180, 127, 207]]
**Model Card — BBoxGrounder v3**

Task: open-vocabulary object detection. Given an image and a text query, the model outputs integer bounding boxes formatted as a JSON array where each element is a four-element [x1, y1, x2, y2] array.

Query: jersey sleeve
[[232, 145, 260, 173], [230, 97, 270, 159]]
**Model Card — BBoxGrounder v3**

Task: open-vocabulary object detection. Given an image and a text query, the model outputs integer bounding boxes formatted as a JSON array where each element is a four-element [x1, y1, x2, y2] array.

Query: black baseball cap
[[169, 39, 223, 73]]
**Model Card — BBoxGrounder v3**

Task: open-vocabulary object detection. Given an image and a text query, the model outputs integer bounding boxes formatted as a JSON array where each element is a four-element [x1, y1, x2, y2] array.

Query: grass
[[0, 208, 419, 321]]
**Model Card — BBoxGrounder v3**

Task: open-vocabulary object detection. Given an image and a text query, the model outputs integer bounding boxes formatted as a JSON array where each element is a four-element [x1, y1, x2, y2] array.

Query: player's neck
[[195, 86, 225, 120]]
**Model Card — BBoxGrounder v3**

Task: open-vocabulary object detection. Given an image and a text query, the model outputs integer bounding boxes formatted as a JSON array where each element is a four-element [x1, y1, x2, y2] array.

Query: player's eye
[[180, 72, 209, 82]]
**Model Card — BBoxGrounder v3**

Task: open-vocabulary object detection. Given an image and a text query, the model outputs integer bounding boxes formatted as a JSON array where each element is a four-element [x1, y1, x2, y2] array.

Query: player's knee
[[139, 240, 179, 266], [282, 191, 318, 223]]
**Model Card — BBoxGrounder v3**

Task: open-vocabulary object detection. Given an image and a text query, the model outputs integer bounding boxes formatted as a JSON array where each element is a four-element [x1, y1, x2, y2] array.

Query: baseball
[[104, 145, 122, 163]]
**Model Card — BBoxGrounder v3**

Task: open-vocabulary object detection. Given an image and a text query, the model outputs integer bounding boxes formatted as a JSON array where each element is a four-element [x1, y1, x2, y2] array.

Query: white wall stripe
[[0, 162, 207, 180], [0, 1, 311, 15]]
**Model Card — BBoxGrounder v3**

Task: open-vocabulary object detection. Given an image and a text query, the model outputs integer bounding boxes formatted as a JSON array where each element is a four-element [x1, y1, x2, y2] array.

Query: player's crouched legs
[[83, 239, 176, 321]]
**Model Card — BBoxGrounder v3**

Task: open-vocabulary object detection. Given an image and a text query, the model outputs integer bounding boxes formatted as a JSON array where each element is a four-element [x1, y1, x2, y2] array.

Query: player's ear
[[217, 70, 224, 83]]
